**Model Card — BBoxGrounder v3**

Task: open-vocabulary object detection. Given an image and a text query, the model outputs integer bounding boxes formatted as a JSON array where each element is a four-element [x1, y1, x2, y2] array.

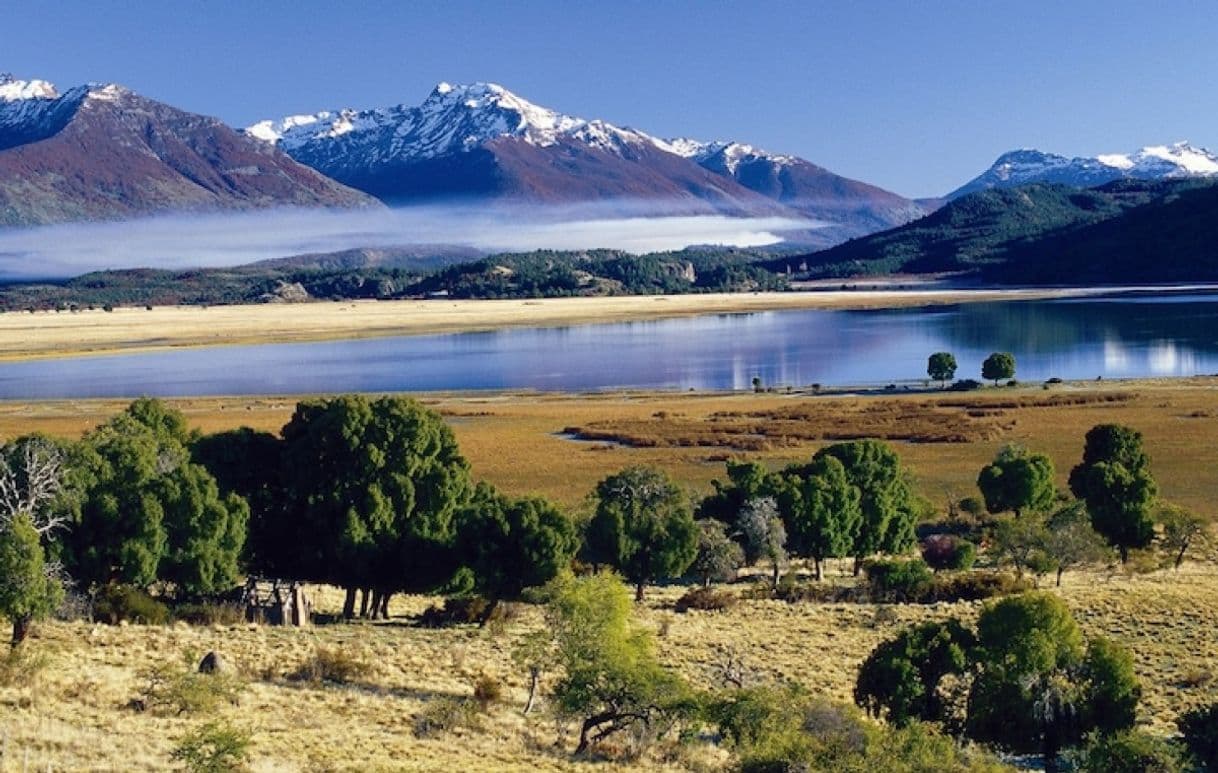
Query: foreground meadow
[[1, 379, 1216, 770]]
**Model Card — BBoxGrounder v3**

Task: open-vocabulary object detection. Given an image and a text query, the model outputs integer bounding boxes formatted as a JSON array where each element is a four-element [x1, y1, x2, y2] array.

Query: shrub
[[413, 697, 482, 738], [1179, 702, 1218, 770], [1069, 729, 1190, 773], [170, 720, 252, 773], [929, 571, 1032, 602], [949, 379, 983, 392], [674, 586, 738, 612], [472, 673, 504, 711], [139, 659, 244, 715], [416, 596, 503, 627], [0, 644, 50, 688], [921, 535, 977, 572], [288, 646, 371, 685], [863, 558, 934, 603], [93, 584, 171, 625], [174, 602, 245, 627]]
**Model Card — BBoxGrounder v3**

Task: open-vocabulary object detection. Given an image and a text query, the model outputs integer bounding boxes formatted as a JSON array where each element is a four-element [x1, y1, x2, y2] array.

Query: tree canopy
[[927, 352, 958, 386], [1068, 424, 1157, 562], [977, 444, 1057, 517], [981, 352, 1016, 384]]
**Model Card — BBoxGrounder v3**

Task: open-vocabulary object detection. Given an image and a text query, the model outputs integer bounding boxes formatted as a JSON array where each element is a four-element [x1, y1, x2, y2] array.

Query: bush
[[675, 586, 738, 612], [949, 379, 983, 392], [93, 584, 171, 625], [0, 644, 50, 688], [139, 658, 244, 715], [864, 558, 934, 603], [170, 720, 252, 773], [174, 602, 245, 627], [471, 672, 504, 711], [288, 646, 371, 685], [929, 571, 1032, 602], [921, 535, 977, 572], [1180, 702, 1218, 770], [1069, 729, 1190, 773], [416, 596, 501, 627], [413, 697, 482, 738]]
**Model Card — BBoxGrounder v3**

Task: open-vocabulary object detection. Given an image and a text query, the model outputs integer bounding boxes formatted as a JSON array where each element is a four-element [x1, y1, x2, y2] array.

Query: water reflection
[[1, 293, 1217, 399]]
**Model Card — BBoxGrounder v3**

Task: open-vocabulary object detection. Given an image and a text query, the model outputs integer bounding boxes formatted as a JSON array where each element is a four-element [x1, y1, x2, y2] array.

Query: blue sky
[[6, 0, 1216, 197]]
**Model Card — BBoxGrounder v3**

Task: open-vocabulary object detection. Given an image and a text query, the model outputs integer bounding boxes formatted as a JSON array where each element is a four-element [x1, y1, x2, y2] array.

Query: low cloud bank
[[0, 203, 817, 280]]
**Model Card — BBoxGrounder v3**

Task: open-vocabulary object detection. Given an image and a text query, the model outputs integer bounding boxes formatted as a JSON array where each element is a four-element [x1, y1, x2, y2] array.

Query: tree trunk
[[1056, 567, 1064, 587], [575, 711, 616, 756], [1043, 725, 1062, 773], [368, 589, 383, 620], [379, 592, 391, 620], [342, 587, 357, 619], [478, 598, 501, 628], [523, 667, 540, 715], [358, 588, 370, 618], [1176, 541, 1189, 569], [1119, 545, 1129, 564], [853, 555, 863, 576], [634, 581, 645, 603], [771, 562, 780, 590], [11, 615, 30, 648], [814, 558, 823, 582]]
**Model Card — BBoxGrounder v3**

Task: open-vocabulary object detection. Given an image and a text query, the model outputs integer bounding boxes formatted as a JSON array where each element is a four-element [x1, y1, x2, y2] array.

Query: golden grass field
[[1, 380, 1217, 770], [0, 286, 1135, 361]]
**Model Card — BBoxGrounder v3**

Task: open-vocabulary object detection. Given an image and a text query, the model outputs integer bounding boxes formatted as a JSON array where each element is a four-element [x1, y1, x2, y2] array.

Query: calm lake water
[[3, 292, 1218, 399]]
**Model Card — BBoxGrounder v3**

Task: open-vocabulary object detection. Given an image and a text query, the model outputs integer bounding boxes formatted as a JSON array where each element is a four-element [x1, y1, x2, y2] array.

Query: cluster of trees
[[926, 351, 1016, 387]]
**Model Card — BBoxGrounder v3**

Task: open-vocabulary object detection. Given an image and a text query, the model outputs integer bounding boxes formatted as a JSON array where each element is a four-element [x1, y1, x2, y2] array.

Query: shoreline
[[0, 284, 1207, 363]]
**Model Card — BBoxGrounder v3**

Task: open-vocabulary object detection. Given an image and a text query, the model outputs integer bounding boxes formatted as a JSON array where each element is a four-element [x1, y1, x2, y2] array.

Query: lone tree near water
[[927, 352, 957, 387], [981, 352, 1016, 385]]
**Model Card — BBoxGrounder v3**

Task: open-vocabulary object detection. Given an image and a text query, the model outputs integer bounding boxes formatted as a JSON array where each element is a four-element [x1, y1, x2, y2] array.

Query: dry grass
[[0, 286, 1132, 361], [3, 565, 1217, 770]]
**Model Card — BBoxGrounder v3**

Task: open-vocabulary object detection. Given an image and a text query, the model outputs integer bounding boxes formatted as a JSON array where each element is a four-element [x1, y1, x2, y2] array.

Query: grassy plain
[[0, 286, 1139, 361], [1, 380, 1217, 770]]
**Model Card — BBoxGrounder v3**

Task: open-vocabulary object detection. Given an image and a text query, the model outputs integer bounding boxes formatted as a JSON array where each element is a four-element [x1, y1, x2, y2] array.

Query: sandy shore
[[0, 286, 1188, 361]]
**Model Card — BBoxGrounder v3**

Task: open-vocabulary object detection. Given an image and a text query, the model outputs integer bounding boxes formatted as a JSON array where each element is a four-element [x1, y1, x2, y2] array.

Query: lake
[[2, 292, 1218, 399]]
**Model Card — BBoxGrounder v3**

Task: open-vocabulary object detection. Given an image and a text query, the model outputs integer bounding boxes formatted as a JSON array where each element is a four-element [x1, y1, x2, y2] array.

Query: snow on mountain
[[950, 142, 1218, 198]]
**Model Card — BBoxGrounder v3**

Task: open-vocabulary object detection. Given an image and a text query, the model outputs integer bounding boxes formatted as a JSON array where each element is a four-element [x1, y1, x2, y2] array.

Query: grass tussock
[[287, 644, 373, 685]]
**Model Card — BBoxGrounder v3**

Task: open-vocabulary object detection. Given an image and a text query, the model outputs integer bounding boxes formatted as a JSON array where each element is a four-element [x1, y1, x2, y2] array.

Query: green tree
[[691, 519, 744, 586], [981, 352, 1016, 385], [280, 395, 472, 618], [855, 619, 976, 725], [1179, 702, 1218, 770], [738, 497, 787, 588], [538, 572, 695, 755], [927, 352, 958, 387], [1068, 424, 1157, 562], [785, 455, 862, 580], [976, 444, 1056, 518], [966, 592, 1140, 772], [0, 514, 63, 647], [697, 460, 776, 525], [585, 466, 697, 601], [992, 515, 1056, 581], [1042, 502, 1111, 586], [813, 440, 916, 573], [454, 484, 578, 621], [67, 400, 247, 597]]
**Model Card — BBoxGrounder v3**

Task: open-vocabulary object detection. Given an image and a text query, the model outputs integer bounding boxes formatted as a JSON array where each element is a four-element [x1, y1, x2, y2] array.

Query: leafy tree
[[855, 619, 976, 725], [191, 428, 285, 574], [966, 592, 1140, 771], [585, 466, 697, 601], [0, 514, 63, 647], [539, 572, 695, 755], [67, 400, 247, 596], [1157, 502, 1210, 569], [814, 440, 916, 573], [691, 519, 744, 586], [697, 460, 776, 525], [785, 455, 862, 580], [927, 352, 958, 387], [992, 515, 1056, 581], [280, 395, 472, 618], [1069, 424, 1158, 562], [976, 444, 1056, 517], [1042, 502, 1111, 586], [738, 497, 787, 589], [921, 534, 977, 572], [453, 484, 578, 621], [981, 352, 1016, 385], [1179, 701, 1218, 770]]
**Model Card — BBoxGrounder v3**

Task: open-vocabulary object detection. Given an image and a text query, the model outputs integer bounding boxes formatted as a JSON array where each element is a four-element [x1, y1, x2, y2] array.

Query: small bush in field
[[930, 571, 1032, 602], [171, 720, 252, 773], [415, 597, 504, 627], [0, 645, 50, 688], [288, 646, 371, 685], [1069, 729, 1190, 773], [472, 673, 504, 711], [674, 586, 738, 612], [413, 697, 482, 738], [863, 558, 934, 603], [921, 535, 977, 572], [93, 584, 171, 625], [139, 658, 244, 715], [174, 602, 245, 627]]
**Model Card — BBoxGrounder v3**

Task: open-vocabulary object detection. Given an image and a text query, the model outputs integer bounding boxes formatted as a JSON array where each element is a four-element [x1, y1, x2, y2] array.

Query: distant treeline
[[0, 247, 789, 310]]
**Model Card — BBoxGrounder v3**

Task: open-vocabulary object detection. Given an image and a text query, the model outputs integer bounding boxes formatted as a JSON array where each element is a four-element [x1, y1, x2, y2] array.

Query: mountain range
[[0, 74, 375, 227]]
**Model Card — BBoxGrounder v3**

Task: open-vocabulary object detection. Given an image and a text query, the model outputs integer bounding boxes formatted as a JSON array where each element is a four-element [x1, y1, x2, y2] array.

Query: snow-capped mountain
[[249, 82, 926, 244], [949, 142, 1218, 199], [0, 74, 376, 227]]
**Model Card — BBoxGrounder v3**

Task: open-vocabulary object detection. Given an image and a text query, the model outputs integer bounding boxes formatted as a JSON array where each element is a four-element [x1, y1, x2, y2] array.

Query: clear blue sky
[[6, 0, 1216, 197]]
